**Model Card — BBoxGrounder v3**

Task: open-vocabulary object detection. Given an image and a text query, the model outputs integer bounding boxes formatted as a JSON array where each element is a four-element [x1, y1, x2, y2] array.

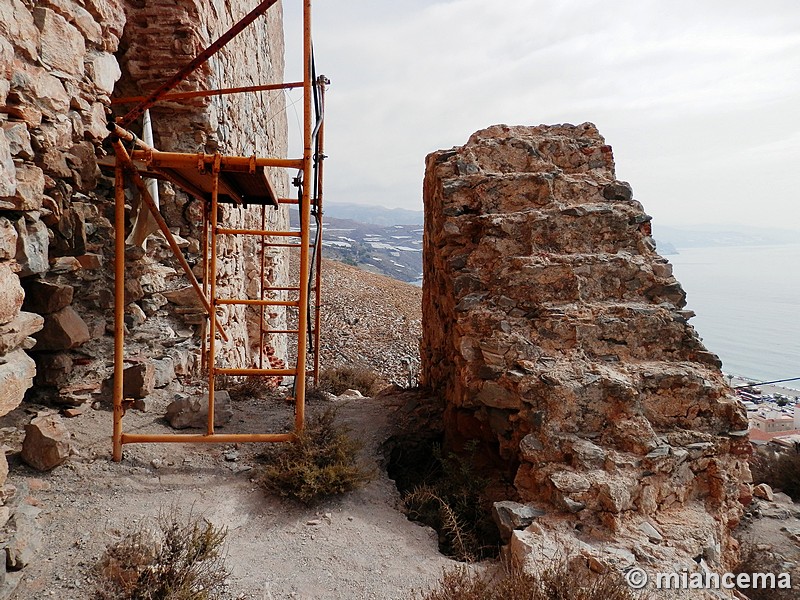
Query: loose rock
[[32, 306, 90, 351], [21, 413, 72, 471], [165, 391, 233, 429]]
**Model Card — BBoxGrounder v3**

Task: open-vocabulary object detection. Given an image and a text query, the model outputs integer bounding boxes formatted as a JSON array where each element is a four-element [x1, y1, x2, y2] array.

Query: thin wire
[[285, 88, 304, 152], [733, 377, 800, 390]]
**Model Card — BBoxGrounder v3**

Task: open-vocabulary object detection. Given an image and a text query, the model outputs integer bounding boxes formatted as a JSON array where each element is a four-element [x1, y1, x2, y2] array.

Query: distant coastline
[[669, 243, 800, 385]]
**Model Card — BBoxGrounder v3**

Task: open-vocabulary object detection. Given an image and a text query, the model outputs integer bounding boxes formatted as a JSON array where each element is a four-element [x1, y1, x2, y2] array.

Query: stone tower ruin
[[421, 123, 751, 582]]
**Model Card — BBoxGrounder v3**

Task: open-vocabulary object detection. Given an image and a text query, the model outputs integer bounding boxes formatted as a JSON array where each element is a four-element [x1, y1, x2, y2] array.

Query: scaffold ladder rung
[[216, 298, 299, 307], [214, 367, 298, 376], [216, 228, 301, 237]]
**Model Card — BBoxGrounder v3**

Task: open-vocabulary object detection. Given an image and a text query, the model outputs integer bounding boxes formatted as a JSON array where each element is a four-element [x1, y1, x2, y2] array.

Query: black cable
[[733, 377, 800, 390], [305, 45, 325, 353]]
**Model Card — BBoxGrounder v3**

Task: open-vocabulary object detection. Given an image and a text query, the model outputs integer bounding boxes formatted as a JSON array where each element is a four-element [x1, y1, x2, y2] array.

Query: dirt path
[[3, 391, 453, 599]]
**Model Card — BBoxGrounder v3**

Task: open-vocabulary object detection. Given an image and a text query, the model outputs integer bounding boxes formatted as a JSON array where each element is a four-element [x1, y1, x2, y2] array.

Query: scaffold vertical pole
[[208, 155, 221, 436], [259, 204, 267, 370], [201, 200, 209, 373], [112, 162, 125, 462], [294, 0, 313, 431]]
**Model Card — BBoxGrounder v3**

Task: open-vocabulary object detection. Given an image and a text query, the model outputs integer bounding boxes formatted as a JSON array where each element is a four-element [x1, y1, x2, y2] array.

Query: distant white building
[[750, 411, 795, 433]]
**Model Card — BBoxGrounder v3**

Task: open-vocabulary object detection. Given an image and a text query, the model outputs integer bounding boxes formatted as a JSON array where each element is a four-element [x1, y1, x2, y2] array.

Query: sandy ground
[[1, 388, 453, 599]]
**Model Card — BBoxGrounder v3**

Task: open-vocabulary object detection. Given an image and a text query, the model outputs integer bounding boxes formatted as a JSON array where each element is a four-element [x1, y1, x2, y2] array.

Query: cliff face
[[0, 2, 289, 428], [421, 123, 751, 582]]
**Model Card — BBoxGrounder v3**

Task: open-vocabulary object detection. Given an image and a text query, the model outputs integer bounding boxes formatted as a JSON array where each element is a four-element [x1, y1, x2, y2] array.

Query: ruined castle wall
[[0, 0, 125, 423], [421, 123, 751, 580], [116, 0, 291, 369], [0, 0, 290, 423]]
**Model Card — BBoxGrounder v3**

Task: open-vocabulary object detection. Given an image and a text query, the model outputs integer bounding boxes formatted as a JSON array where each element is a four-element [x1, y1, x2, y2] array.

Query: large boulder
[[21, 413, 72, 471], [2, 122, 34, 160], [0, 349, 36, 417], [123, 362, 155, 399], [14, 217, 48, 277], [0, 262, 24, 326], [0, 0, 40, 62], [165, 391, 232, 429], [33, 8, 86, 77], [0, 128, 15, 198], [32, 306, 90, 351], [0, 164, 43, 212], [21, 280, 73, 314], [0, 311, 43, 355], [0, 217, 18, 260]]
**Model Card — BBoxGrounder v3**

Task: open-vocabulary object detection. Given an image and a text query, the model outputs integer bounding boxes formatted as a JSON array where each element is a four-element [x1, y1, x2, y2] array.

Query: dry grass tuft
[[416, 557, 639, 600], [733, 541, 796, 600], [258, 408, 372, 505], [218, 374, 275, 402], [318, 366, 385, 396], [93, 512, 228, 600], [750, 448, 800, 500], [401, 441, 499, 562]]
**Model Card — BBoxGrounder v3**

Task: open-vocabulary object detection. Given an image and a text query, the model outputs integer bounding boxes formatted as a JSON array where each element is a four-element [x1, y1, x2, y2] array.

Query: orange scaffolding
[[105, 0, 325, 461]]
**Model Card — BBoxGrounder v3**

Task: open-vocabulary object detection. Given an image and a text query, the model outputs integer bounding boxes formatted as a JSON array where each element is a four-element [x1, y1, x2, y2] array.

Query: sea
[[666, 244, 800, 388]]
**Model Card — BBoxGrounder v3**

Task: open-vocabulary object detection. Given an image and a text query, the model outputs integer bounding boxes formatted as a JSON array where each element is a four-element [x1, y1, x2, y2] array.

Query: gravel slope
[[297, 257, 423, 387]]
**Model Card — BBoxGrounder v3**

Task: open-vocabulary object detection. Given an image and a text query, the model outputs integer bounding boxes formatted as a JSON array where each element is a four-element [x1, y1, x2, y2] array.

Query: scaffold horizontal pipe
[[216, 299, 299, 306], [130, 150, 303, 170], [121, 432, 295, 444], [215, 367, 297, 376], [215, 228, 301, 237], [112, 81, 304, 105]]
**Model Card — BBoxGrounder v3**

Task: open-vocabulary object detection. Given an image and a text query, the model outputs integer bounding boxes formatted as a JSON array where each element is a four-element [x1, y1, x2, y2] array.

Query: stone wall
[[0, 0, 289, 425], [0, 0, 120, 419], [115, 0, 290, 369], [421, 123, 751, 585]]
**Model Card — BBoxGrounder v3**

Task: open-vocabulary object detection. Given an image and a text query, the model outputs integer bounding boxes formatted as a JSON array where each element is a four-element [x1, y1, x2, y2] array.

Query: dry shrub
[[258, 408, 371, 505], [218, 374, 275, 402], [304, 384, 330, 403], [318, 366, 384, 396], [417, 557, 639, 600], [402, 441, 499, 562], [734, 541, 796, 600], [93, 512, 228, 600], [750, 448, 800, 500]]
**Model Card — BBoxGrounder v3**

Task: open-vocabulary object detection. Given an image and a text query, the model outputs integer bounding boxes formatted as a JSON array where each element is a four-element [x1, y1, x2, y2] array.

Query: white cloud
[[282, 0, 800, 229]]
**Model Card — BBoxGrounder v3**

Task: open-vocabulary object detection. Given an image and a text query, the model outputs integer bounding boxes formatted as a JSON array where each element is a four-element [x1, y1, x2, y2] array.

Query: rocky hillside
[[292, 210, 424, 284], [292, 256, 422, 386]]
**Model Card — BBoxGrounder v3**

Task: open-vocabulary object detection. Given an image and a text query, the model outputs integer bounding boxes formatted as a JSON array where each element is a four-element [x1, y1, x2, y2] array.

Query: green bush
[[93, 512, 228, 600], [258, 408, 371, 505]]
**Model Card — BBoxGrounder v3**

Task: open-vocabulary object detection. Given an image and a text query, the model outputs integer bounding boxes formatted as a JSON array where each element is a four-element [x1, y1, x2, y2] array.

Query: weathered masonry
[[421, 123, 750, 589]]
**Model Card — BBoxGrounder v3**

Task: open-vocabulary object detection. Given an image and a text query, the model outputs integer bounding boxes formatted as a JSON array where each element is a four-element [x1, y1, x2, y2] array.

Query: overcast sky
[[282, 0, 800, 231]]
